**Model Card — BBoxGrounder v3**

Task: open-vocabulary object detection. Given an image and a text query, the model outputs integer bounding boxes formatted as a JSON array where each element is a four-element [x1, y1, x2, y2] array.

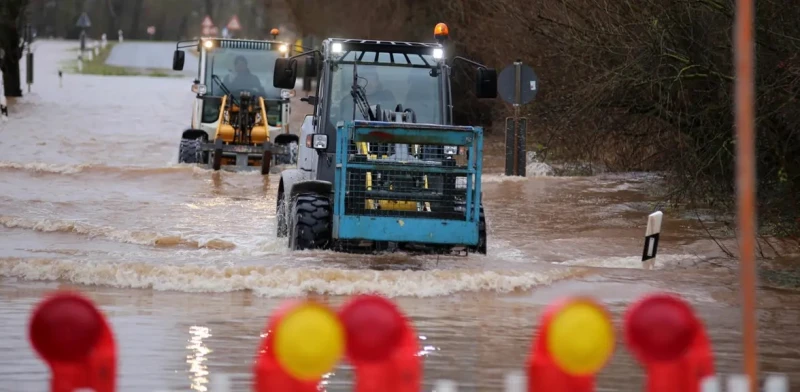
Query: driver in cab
[[224, 56, 265, 96], [337, 66, 397, 121]]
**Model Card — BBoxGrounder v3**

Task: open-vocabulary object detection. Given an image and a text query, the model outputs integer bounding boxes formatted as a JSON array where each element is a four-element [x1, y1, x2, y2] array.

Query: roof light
[[434, 23, 449, 40], [545, 298, 615, 375], [203, 40, 213, 49], [273, 301, 345, 380], [331, 42, 343, 54], [279, 44, 288, 53], [270, 28, 280, 36], [433, 48, 444, 59], [624, 293, 699, 362], [339, 295, 405, 363], [29, 292, 104, 362]]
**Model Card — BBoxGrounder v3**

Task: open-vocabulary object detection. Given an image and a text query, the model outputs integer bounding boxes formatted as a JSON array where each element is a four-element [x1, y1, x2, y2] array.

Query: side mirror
[[475, 67, 497, 99], [273, 58, 297, 89], [172, 50, 185, 71], [304, 56, 318, 78]]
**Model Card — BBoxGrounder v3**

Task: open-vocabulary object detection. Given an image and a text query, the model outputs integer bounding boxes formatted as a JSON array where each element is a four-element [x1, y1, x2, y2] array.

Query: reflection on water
[[187, 325, 213, 391], [320, 371, 335, 391], [418, 335, 439, 357]]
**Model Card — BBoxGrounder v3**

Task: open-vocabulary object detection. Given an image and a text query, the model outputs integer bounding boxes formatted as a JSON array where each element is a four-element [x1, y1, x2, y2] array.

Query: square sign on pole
[[497, 61, 539, 177]]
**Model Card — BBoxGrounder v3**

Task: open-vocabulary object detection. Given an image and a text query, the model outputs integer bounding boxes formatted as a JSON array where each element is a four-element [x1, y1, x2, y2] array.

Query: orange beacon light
[[434, 23, 449, 41]]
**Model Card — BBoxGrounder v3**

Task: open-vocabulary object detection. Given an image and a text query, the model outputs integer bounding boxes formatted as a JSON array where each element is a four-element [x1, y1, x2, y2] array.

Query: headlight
[[443, 145, 458, 155], [281, 89, 295, 99], [279, 44, 288, 53], [191, 83, 207, 94], [307, 134, 328, 150], [203, 40, 213, 49], [433, 48, 444, 59], [331, 42, 343, 53]]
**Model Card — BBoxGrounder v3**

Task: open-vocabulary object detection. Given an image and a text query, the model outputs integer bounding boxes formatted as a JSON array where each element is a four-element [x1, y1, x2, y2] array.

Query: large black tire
[[476, 205, 487, 255], [276, 191, 288, 238], [178, 139, 201, 164], [289, 194, 332, 250], [459, 202, 487, 255]]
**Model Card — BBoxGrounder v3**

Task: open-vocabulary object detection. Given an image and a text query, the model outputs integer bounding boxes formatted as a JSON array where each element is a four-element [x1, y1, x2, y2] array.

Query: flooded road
[[1, 40, 799, 391]]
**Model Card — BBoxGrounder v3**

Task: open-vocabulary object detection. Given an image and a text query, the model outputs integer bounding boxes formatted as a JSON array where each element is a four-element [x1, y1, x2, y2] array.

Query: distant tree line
[[283, 0, 799, 240]]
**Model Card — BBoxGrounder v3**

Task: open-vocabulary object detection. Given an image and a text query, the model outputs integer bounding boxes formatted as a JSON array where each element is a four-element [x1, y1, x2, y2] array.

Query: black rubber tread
[[289, 194, 332, 250], [178, 139, 200, 164], [458, 202, 487, 255], [276, 192, 288, 238], [476, 205, 487, 254]]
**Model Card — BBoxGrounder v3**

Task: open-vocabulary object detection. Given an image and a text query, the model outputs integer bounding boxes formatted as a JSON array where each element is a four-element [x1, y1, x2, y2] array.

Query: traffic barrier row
[[28, 291, 790, 391]]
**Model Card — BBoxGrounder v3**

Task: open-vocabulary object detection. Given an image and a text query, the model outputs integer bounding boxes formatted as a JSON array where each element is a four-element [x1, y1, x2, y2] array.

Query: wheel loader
[[272, 23, 497, 255], [171, 32, 300, 174]]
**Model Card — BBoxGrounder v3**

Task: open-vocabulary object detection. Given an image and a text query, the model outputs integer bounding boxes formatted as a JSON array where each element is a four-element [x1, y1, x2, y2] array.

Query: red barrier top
[[29, 291, 116, 392]]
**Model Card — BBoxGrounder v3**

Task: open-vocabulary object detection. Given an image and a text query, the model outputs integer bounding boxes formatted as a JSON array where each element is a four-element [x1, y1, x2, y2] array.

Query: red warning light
[[29, 292, 104, 363], [624, 294, 699, 362], [339, 295, 405, 363], [28, 291, 117, 392]]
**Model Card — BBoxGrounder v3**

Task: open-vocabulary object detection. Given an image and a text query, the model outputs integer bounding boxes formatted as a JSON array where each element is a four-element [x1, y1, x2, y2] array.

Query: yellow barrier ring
[[274, 301, 345, 380], [546, 299, 615, 376]]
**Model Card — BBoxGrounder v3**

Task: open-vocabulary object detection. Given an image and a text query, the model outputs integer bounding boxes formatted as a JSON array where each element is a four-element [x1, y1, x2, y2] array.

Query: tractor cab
[[173, 31, 300, 172], [270, 23, 498, 255]]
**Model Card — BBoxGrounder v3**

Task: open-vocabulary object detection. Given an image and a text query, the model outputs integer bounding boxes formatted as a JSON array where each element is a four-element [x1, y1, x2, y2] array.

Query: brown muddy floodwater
[[1, 40, 799, 391]]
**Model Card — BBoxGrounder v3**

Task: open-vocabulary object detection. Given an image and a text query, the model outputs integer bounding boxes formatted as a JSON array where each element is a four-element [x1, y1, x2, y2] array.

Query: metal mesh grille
[[343, 140, 475, 220]]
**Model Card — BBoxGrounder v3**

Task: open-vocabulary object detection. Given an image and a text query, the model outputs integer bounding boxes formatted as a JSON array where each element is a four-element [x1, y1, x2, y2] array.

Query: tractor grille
[[339, 129, 478, 221]]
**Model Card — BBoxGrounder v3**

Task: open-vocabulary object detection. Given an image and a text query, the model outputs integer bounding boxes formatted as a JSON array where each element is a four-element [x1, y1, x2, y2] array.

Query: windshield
[[204, 47, 282, 100], [328, 51, 442, 126]]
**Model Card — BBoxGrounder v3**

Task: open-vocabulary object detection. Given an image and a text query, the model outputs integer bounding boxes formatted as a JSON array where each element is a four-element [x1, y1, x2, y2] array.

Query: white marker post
[[58, 70, 63, 88], [77, 55, 83, 73], [433, 379, 458, 392], [642, 211, 663, 270], [0, 95, 7, 122], [101, 33, 107, 49], [118, 29, 124, 43]]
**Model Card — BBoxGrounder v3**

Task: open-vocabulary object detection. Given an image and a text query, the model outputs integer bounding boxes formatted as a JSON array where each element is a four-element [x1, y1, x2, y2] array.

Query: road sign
[[146, 26, 156, 36], [201, 16, 214, 28], [227, 15, 241, 31], [498, 62, 538, 105], [75, 12, 91, 28]]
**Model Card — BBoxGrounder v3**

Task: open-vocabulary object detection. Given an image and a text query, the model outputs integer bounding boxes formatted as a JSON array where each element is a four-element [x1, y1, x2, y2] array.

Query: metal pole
[[513, 60, 521, 176], [734, 0, 758, 388]]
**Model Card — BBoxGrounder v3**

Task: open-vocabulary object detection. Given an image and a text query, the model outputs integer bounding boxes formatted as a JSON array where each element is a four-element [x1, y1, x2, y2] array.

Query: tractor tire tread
[[178, 139, 201, 164], [291, 194, 332, 250]]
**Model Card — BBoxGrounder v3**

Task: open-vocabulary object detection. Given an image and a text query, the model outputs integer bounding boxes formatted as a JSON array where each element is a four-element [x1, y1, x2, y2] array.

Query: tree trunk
[[129, 0, 143, 39], [0, 27, 23, 97]]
